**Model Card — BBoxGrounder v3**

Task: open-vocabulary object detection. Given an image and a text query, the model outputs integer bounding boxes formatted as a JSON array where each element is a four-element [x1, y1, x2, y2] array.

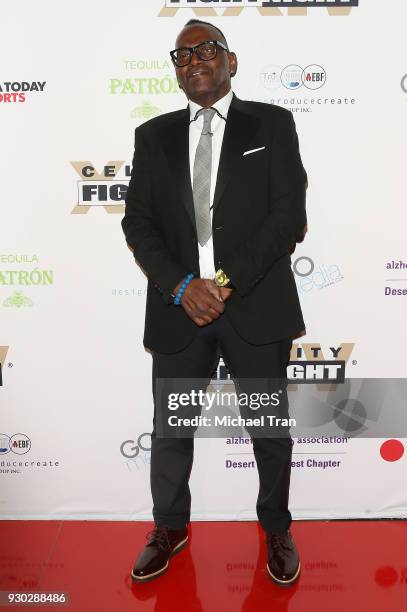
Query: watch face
[[215, 269, 229, 286]]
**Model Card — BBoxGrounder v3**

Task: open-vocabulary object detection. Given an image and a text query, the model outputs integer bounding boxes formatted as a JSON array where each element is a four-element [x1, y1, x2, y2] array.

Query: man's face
[[173, 24, 237, 106]]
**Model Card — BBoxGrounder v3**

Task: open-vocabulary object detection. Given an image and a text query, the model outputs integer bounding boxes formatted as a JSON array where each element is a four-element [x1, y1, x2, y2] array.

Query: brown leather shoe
[[266, 530, 301, 586], [131, 526, 188, 582]]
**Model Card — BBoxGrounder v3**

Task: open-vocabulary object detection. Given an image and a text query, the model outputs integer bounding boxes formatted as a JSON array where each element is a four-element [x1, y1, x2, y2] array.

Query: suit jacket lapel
[[213, 96, 261, 215], [160, 108, 197, 234], [160, 97, 261, 231]]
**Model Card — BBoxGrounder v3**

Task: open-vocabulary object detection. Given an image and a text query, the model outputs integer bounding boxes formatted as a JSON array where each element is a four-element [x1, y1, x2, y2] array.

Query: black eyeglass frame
[[170, 40, 229, 67]]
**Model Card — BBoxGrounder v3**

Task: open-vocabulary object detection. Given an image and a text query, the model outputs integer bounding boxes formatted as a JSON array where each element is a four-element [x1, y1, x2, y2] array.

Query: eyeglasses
[[170, 40, 229, 68]]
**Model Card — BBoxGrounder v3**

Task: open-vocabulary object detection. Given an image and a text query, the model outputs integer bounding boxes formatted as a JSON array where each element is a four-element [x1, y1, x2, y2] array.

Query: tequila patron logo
[[131, 100, 162, 121], [70, 161, 130, 214], [110, 59, 180, 118], [161, 0, 358, 17], [0, 346, 9, 386], [0, 254, 54, 307]]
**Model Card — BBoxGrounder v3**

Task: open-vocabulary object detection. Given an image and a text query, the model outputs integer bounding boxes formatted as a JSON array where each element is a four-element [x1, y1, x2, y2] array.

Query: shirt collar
[[189, 89, 234, 122]]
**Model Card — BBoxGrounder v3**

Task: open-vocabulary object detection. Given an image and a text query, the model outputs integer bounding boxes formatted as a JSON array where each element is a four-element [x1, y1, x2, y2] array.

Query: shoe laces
[[146, 527, 171, 551], [268, 531, 289, 552]]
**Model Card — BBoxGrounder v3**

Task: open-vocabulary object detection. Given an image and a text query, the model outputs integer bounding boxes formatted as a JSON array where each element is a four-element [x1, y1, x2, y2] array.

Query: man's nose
[[189, 49, 202, 65]]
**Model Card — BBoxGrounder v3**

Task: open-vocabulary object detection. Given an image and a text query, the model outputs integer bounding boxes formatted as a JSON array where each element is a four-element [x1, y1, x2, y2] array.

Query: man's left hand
[[219, 286, 233, 302]]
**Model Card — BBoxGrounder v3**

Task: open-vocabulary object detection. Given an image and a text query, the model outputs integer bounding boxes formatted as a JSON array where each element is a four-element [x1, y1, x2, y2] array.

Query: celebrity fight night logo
[[213, 342, 355, 384], [70, 161, 130, 214], [162, 0, 359, 16], [0, 346, 9, 386]]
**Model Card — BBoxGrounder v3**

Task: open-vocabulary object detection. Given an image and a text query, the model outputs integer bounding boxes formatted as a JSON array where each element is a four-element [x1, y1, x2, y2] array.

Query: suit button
[[215, 226, 223, 231]]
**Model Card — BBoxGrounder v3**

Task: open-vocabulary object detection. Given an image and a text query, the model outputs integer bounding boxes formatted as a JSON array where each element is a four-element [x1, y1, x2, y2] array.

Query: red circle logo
[[380, 440, 404, 462]]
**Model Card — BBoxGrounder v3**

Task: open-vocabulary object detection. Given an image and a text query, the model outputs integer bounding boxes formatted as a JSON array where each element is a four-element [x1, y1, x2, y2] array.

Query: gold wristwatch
[[214, 268, 230, 287]]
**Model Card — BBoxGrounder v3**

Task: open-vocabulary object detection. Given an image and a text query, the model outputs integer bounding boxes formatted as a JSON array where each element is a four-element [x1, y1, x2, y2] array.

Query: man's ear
[[229, 52, 238, 78]]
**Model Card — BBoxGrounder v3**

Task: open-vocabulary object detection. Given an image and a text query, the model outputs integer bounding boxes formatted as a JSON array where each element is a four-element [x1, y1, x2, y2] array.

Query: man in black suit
[[122, 19, 307, 586]]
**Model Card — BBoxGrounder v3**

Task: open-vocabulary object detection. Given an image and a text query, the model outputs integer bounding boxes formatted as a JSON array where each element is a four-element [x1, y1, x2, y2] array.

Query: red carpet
[[0, 520, 406, 611]]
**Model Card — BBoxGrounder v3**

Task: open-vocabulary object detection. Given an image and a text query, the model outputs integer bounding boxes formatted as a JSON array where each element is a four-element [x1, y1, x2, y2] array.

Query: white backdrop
[[1, 0, 407, 520]]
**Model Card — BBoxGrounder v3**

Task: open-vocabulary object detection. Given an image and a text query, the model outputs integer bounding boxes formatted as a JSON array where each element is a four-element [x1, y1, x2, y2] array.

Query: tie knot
[[196, 107, 216, 135]]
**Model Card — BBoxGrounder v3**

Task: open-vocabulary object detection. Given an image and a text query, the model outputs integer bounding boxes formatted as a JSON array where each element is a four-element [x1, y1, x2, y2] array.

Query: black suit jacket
[[122, 95, 307, 353]]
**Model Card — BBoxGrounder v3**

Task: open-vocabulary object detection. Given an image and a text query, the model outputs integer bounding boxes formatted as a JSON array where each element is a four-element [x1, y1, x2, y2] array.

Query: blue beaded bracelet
[[174, 273, 194, 305]]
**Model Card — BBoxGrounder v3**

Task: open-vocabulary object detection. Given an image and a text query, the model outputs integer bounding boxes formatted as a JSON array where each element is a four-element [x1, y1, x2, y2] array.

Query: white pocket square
[[243, 146, 266, 156]]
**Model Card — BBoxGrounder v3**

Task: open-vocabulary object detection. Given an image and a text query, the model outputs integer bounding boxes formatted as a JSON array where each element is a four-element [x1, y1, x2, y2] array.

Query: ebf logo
[[302, 65, 326, 90], [0, 434, 31, 455], [263, 64, 326, 92]]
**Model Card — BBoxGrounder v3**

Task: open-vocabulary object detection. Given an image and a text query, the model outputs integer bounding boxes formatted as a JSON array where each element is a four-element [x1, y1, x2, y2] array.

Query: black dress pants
[[150, 313, 293, 533]]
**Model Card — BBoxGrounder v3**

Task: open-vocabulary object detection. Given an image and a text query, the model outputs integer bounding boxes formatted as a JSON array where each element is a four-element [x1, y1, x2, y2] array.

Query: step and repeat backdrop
[[1, 0, 407, 520]]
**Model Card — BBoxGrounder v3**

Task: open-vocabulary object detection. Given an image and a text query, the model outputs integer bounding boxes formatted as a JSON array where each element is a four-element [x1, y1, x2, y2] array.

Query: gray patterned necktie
[[192, 107, 216, 247]]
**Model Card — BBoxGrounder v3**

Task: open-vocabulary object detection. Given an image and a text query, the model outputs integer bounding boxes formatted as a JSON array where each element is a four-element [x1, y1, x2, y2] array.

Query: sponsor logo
[[0, 434, 31, 455], [120, 433, 152, 472], [120, 433, 152, 459], [0, 346, 9, 386], [130, 100, 162, 120], [111, 59, 180, 117], [292, 255, 344, 293], [375, 566, 407, 588], [0, 254, 54, 307], [70, 161, 130, 214], [262, 64, 326, 92], [260, 65, 282, 91], [166, 0, 357, 4], [0, 434, 61, 474], [212, 343, 354, 384], [3, 292, 33, 308], [259, 64, 355, 113], [0, 81, 46, 104], [287, 342, 355, 383], [384, 259, 407, 297], [161, 0, 358, 16], [111, 287, 147, 298], [301, 64, 327, 90], [380, 439, 404, 462], [281, 65, 303, 91]]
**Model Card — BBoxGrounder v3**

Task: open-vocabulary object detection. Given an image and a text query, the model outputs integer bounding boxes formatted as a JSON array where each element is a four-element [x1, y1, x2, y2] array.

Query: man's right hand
[[173, 278, 224, 327]]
